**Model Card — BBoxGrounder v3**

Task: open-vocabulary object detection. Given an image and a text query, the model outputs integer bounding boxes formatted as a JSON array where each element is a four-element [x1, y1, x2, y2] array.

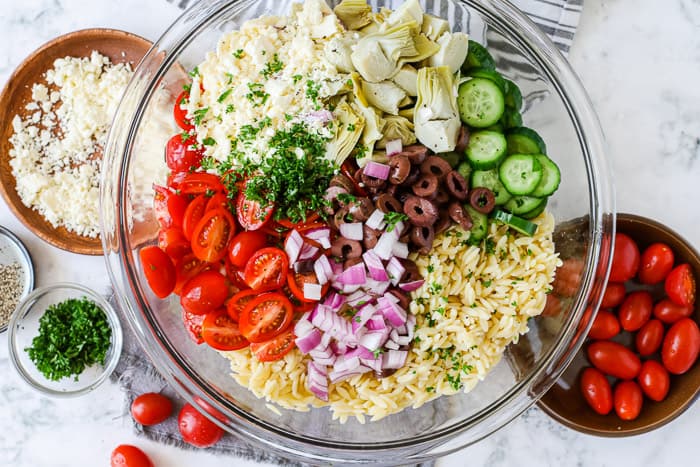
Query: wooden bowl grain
[[0, 29, 152, 255]]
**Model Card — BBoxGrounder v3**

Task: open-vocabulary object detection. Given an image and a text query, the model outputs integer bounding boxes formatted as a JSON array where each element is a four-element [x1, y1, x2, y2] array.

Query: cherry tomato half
[[140, 246, 176, 299], [665, 264, 696, 307], [239, 292, 293, 343], [637, 360, 670, 402], [601, 282, 626, 308], [174, 254, 210, 296], [202, 309, 250, 350], [158, 227, 191, 261], [588, 309, 621, 340], [191, 208, 236, 263], [587, 340, 641, 380], [236, 186, 274, 231], [287, 271, 329, 303], [173, 90, 194, 131], [618, 290, 653, 332], [153, 185, 188, 229], [165, 134, 203, 173], [228, 230, 269, 269], [243, 247, 289, 291], [250, 328, 296, 362], [182, 309, 205, 344], [110, 444, 153, 467], [614, 380, 643, 421], [179, 172, 225, 196], [638, 242, 675, 285], [180, 270, 229, 315], [275, 212, 321, 230], [610, 233, 640, 283], [131, 392, 173, 426], [662, 318, 700, 375], [635, 319, 665, 357], [653, 298, 694, 324], [580, 367, 613, 415], [225, 289, 259, 322], [178, 403, 224, 448], [182, 194, 208, 241], [205, 193, 230, 212]]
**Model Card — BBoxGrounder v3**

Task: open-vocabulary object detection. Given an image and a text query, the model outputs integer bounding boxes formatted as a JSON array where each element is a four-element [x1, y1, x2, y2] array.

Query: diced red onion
[[329, 366, 371, 383], [363, 250, 389, 282], [323, 291, 345, 310], [336, 262, 366, 285], [305, 228, 331, 249], [386, 257, 406, 286], [382, 350, 408, 369], [377, 296, 407, 327], [320, 330, 333, 348], [339, 222, 363, 241], [373, 231, 398, 260], [385, 139, 403, 156], [330, 259, 343, 276], [294, 318, 315, 338], [363, 161, 390, 180], [385, 340, 400, 350], [346, 290, 371, 307], [395, 335, 412, 346], [391, 241, 409, 259], [361, 354, 383, 372], [365, 278, 391, 296], [341, 282, 362, 294], [299, 243, 319, 261], [365, 209, 387, 230], [390, 221, 405, 237], [398, 280, 425, 292], [345, 346, 374, 360], [359, 330, 389, 351], [285, 229, 304, 264], [314, 255, 333, 285], [366, 314, 387, 331], [307, 361, 329, 401], [334, 355, 360, 372], [330, 340, 348, 355], [309, 343, 333, 360], [296, 328, 322, 354], [304, 282, 322, 301]]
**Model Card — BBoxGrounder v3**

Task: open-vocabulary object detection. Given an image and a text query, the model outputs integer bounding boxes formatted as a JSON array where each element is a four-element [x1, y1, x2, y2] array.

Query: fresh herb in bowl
[[25, 296, 112, 381]]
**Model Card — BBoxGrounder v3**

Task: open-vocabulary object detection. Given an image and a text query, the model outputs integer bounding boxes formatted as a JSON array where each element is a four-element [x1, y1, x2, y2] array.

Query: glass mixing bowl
[[101, 0, 614, 463]]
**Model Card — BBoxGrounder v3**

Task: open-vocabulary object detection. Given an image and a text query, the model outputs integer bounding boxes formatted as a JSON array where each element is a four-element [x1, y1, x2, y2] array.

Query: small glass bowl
[[7, 283, 123, 397]]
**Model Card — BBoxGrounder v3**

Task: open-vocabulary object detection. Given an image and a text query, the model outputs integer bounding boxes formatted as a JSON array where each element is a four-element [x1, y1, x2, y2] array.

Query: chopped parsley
[[188, 66, 199, 78], [292, 74, 303, 84], [372, 348, 383, 359], [225, 72, 234, 85], [484, 238, 496, 255], [305, 79, 321, 109], [217, 89, 233, 103], [427, 264, 435, 273], [384, 212, 408, 232], [482, 279, 492, 287], [336, 193, 357, 204], [225, 104, 235, 114], [182, 83, 192, 93], [347, 123, 356, 131], [245, 82, 269, 107], [260, 54, 284, 79], [428, 282, 443, 295], [202, 137, 216, 146], [192, 107, 209, 125], [233, 49, 245, 59]]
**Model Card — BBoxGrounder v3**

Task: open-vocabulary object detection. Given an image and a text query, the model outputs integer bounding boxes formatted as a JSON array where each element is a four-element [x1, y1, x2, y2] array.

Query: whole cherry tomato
[[637, 360, 670, 402], [610, 233, 640, 283], [140, 246, 176, 299], [662, 318, 700, 374], [580, 367, 613, 415], [614, 380, 643, 421], [665, 264, 696, 306], [178, 403, 224, 448], [180, 270, 229, 315], [173, 90, 194, 131], [653, 298, 694, 324], [165, 134, 204, 173], [588, 309, 621, 340], [635, 319, 665, 356], [618, 290, 653, 332], [587, 340, 641, 380], [131, 392, 174, 426], [601, 282, 626, 308], [228, 230, 269, 269], [638, 242, 675, 285], [110, 445, 153, 467]]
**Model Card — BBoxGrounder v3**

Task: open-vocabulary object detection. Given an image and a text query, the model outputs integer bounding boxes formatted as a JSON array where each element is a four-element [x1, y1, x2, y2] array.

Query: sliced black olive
[[434, 188, 450, 205], [387, 288, 411, 310], [363, 224, 381, 249], [404, 196, 439, 227], [455, 126, 470, 154], [375, 194, 403, 214], [331, 237, 363, 259], [388, 156, 411, 184], [420, 155, 452, 180], [347, 197, 374, 222], [411, 225, 435, 252], [445, 170, 469, 201], [448, 202, 473, 231], [399, 144, 429, 165], [330, 174, 356, 193], [399, 258, 421, 283], [360, 168, 386, 188], [412, 174, 438, 198], [469, 187, 496, 214]]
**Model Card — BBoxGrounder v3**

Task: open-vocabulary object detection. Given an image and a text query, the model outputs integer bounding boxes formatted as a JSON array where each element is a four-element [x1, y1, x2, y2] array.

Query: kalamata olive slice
[[400, 166, 421, 187], [411, 225, 435, 251], [332, 206, 350, 229], [388, 156, 411, 184], [385, 183, 398, 197], [448, 202, 473, 231], [360, 168, 386, 188], [363, 225, 381, 249], [455, 126, 470, 153], [399, 258, 421, 283], [330, 174, 356, 193], [434, 188, 450, 205], [445, 170, 469, 201], [375, 194, 403, 214], [412, 174, 438, 198], [344, 257, 364, 269], [469, 187, 496, 214], [399, 144, 429, 165], [347, 197, 374, 222], [404, 196, 439, 227], [331, 237, 363, 259], [420, 156, 452, 180], [435, 210, 452, 235], [387, 289, 411, 310]]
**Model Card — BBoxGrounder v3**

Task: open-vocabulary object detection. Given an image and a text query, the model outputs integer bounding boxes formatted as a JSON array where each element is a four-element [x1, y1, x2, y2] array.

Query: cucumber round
[[504, 195, 545, 215], [471, 169, 511, 205], [462, 40, 496, 71], [500, 108, 522, 129], [504, 79, 523, 111], [465, 131, 507, 170], [498, 154, 542, 195], [437, 151, 461, 169], [506, 127, 547, 155], [457, 162, 472, 181], [467, 68, 506, 92], [493, 209, 538, 236], [521, 198, 548, 219], [530, 154, 561, 197], [457, 78, 505, 128], [464, 205, 488, 243]]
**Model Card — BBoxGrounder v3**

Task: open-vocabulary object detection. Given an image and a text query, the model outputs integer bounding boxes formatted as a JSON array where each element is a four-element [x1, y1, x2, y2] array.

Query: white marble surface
[[1, 0, 699, 465]]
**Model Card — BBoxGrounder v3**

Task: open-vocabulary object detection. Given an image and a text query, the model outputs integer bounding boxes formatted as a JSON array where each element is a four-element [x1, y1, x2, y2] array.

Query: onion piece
[[363, 161, 390, 180], [299, 243, 319, 261], [346, 290, 372, 307], [385, 340, 399, 350], [359, 330, 389, 351], [385, 139, 403, 156], [365, 278, 391, 296], [294, 318, 315, 338], [386, 257, 406, 286], [305, 228, 332, 249], [365, 209, 387, 230], [362, 250, 389, 282], [307, 361, 329, 401], [382, 350, 408, 369], [339, 222, 364, 241], [377, 296, 407, 327], [304, 282, 323, 301], [323, 291, 345, 310], [366, 315, 387, 331], [285, 229, 304, 264], [391, 241, 409, 259], [324, 185, 347, 203], [398, 280, 425, 292], [296, 328, 322, 354], [314, 255, 333, 285], [373, 231, 398, 260], [329, 366, 371, 383], [361, 354, 383, 373], [334, 355, 360, 372], [336, 262, 367, 285]]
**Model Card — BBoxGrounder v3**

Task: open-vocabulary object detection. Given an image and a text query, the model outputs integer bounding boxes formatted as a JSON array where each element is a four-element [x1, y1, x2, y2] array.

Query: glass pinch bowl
[[101, 0, 614, 464]]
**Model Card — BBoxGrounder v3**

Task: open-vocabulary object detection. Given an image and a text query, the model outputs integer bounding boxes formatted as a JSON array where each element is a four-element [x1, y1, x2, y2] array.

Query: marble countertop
[[1, 0, 699, 465]]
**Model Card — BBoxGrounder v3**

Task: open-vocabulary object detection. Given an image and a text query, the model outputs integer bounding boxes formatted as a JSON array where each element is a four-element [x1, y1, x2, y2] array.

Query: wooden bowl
[[538, 213, 700, 436], [0, 29, 152, 255]]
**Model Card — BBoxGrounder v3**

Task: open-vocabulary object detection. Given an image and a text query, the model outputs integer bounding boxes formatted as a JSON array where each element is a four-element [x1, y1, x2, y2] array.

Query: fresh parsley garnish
[[260, 54, 284, 79], [233, 49, 245, 59], [245, 82, 269, 107], [188, 66, 200, 78], [193, 107, 209, 125], [305, 79, 321, 109], [217, 89, 233, 103], [202, 137, 216, 146], [384, 212, 408, 232], [336, 193, 357, 204]]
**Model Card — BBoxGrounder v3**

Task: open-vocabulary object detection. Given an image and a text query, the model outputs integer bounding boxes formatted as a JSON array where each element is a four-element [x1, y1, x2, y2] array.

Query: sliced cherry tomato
[[110, 444, 153, 467], [140, 246, 176, 299], [131, 392, 173, 426], [179, 173, 225, 196], [665, 264, 696, 306], [206, 193, 230, 212], [587, 340, 641, 380], [178, 403, 224, 448], [614, 380, 643, 421], [225, 289, 259, 322], [637, 360, 670, 402], [662, 318, 700, 374], [174, 254, 210, 295], [228, 230, 269, 269], [191, 208, 236, 263], [635, 319, 665, 356], [340, 160, 367, 196], [153, 185, 188, 229], [601, 282, 626, 308], [243, 247, 288, 291], [180, 270, 229, 315], [173, 90, 194, 131], [580, 367, 613, 415], [610, 233, 640, 283], [286, 271, 329, 303], [182, 194, 208, 241], [250, 328, 296, 362], [638, 242, 675, 285], [224, 259, 249, 290], [239, 292, 293, 343], [182, 309, 205, 344], [165, 134, 203, 173], [236, 186, 275, 231], [158, 227, 191, 261], [167, 170, 188, 188], [202, 309, 250, 350], [653, 298, 694, 324], [588, 309, 620, 340], [276, 212, 321, 229], [618, 290, 653, 332], [552, 258, 584, 297]]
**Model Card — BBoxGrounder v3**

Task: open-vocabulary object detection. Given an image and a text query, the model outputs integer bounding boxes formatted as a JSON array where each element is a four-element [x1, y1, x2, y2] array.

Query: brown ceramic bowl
[[538, 213, 700, 436], [0, 29, 152, 255]]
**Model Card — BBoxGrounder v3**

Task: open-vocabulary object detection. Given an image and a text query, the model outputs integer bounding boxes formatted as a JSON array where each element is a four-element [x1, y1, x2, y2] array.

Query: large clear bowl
[[101, 0, 614, 463]]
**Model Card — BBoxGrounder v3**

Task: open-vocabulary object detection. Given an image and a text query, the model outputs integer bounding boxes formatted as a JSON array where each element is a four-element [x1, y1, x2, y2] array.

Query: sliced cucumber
[[465, 205, 488, 243], [465, 131, 507, 170], [457, 78, 505, 128], [437, 151, 461, 169], [503, 79, 523, 110], [506, 127, 547, 155], [521, 198, 548, 219], [530, 154, 561, 197], [493, 209, 538, 236], [498, 154, 542, 195], [500, 108, 522, 129], [504, 195, 545, 215], [457, 161, 473, 181], [467, 68, 506, 92], [471, 169, 511, 205], [462, 40, 496, 71], [484, 123, 504, 133]]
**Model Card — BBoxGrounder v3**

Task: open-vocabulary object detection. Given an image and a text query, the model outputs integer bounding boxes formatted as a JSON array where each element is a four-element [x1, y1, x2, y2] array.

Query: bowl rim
[[7, 282, 123, 397], [0, 224, 35, 332]]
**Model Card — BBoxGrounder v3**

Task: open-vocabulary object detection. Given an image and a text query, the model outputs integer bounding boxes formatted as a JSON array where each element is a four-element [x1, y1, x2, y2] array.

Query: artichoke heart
[[400, 34, 441, 65], [362, 80, 407, 115], [392, 64, 418, 96], [414, 66, 460, 153], [325, 34, 356, 73], [334, 0, 373, 31], [348, 73, 386, 165], [327, 99, 365, 165], [421, 14, 450, 41], [377, 115, 416, 149], [429, 32, 470, 73], [350, 21, 420, 82], [386, 0, 424, 28]]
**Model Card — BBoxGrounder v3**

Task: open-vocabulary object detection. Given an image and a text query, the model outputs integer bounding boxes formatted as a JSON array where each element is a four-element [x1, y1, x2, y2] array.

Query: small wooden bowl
[[0, 29, 152, 255], [538, 213, 700, 436]]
